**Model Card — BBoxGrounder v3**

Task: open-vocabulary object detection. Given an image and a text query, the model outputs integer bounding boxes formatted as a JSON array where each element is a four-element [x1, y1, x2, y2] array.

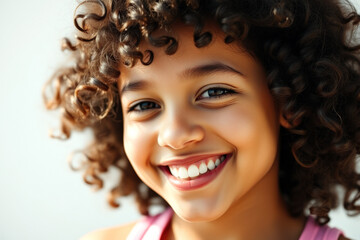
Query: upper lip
[[158, 153, 228, 167]]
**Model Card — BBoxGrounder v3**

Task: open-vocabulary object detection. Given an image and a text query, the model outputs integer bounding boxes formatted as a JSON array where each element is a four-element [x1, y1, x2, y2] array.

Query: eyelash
[[196, 87, 236, 100], [127, 87, 237, 113], [128, 101, 161, 113]]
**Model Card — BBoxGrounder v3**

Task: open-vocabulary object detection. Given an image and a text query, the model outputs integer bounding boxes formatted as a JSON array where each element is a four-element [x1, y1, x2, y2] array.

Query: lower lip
[[160, 154, 232, 191]]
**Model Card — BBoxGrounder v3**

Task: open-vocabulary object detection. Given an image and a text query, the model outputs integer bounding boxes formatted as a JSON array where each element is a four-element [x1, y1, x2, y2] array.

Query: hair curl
[[43, 0, 360, 224]]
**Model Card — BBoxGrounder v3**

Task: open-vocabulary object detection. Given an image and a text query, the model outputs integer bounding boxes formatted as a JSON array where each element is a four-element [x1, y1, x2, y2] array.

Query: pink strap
[[298, 216, 343, 240], [128, 211, 344, 240], [126, 208, 173, 240]]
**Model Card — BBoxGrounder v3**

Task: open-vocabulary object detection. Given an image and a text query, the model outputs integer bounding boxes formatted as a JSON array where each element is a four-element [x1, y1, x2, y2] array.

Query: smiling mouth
[[167, 154, 227, 180], [159, 153, 232, 190]]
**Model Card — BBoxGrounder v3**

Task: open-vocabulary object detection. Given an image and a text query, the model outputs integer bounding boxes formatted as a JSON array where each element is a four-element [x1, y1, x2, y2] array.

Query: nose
[[157, 110, 205, 150]]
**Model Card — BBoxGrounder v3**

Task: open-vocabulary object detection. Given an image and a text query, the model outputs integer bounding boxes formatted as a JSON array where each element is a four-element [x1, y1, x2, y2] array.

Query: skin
[[118, 24, 305, 240], [80, 24, 348, 240]]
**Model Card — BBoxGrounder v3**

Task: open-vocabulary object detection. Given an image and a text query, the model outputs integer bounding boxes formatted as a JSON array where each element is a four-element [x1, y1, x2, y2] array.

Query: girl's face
[[119, 25, 281, 222]]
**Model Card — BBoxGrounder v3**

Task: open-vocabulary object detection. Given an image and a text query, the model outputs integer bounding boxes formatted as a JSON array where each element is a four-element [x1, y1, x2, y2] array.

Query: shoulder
[[79, 221, 137, 240], [300, 216, 350, 240]]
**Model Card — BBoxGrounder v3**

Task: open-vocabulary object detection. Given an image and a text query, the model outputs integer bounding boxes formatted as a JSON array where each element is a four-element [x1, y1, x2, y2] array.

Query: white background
[[0, 0, 359, 239]]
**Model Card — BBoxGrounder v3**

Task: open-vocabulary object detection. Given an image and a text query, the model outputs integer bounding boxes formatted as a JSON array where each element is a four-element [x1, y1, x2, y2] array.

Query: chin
[[175, 208, 227, 223], [171, 198, 230, 223]]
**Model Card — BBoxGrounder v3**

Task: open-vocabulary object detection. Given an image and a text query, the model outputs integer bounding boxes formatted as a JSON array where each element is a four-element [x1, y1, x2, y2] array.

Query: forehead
[[118, 23, 262, 86]]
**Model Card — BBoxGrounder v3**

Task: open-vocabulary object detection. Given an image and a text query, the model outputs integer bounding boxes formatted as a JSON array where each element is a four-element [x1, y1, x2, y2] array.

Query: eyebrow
[[181, 62, 244, 79], [120, 80, 150, 95], [120, 62, 244, 94]]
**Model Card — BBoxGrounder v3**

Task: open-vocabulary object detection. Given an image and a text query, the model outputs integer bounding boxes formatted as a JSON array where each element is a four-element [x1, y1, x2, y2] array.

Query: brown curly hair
[[43, 0, 360, 224]]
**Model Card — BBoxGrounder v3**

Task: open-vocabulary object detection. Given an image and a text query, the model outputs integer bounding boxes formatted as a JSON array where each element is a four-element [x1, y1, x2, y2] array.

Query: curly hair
[[43, 0, 360, 224]]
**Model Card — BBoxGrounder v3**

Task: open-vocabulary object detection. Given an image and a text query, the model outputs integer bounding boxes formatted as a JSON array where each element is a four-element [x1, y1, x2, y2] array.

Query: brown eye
[[197, 87, 236, 100], [128, 101, 160, 113]]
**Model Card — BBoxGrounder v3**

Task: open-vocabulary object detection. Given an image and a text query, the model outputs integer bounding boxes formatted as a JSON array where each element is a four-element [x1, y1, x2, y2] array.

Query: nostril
[[157, 116, 205, 149], [158, 137, 202, 150]]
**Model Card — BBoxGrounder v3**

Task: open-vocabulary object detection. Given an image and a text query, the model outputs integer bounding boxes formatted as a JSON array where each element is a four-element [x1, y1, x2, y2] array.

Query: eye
[[197, 87, 236, 100], [128, 101, 160, 113]]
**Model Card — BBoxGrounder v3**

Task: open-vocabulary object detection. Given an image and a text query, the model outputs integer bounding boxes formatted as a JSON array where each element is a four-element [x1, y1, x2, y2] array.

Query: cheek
[[123, 122, 153, 168], [207, 105, 259, 145], [208, 102, 279, 161], [123, 122, 165, 194], [210, 102, 279, 194]]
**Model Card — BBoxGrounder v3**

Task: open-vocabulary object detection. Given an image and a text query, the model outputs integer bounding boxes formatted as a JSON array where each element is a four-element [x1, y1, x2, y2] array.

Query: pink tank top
[[126, 208, 344, 240]]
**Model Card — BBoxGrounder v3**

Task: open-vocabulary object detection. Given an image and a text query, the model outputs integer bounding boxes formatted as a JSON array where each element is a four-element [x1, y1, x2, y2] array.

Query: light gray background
[[0, 0, 359, 239]]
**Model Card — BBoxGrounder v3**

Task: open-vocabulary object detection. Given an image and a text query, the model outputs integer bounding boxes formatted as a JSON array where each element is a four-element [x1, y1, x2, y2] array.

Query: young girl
[[44, 0, 360, 239]]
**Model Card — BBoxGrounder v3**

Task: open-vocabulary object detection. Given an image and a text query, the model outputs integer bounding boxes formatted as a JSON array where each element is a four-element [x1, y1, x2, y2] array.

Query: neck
[[167, 160, 306, 240]]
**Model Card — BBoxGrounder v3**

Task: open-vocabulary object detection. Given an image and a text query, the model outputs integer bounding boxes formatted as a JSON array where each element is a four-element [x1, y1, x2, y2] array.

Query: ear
[[279, 112, 301, 129], [279, 113, 294, 129]]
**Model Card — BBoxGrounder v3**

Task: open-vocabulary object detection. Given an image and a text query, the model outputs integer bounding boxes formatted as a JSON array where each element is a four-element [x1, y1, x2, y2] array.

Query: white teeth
[[169, 167, 179, 178], [188, 165, 200, 178], [199, 162, 208, 174], [207, 160, 215, 170], [215, 158, 220, 167], [178, 167, 188, 179], [168, 155, 228, 179]]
